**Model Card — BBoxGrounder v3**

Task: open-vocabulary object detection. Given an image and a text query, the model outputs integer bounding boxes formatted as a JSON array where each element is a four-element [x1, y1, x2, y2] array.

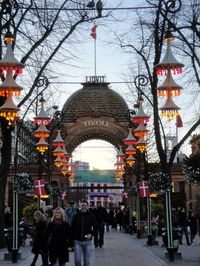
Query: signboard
[[75, 170, 115, 183]]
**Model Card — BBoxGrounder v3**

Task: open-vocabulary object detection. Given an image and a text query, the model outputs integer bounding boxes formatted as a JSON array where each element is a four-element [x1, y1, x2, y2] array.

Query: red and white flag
[[176, 114, 183, 128], [34, 179, 45, 196], [122, 191, 128, 199], [138, 181, 149, 197], [61, 191, 67, 200], [90, 24, 97, 40]]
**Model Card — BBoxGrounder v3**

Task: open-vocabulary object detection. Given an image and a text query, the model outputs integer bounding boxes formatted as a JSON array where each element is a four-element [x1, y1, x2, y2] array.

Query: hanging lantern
[[126, 154, 136, 167], [115, 174, 122, 182], [0, 31, 24, 75], [125, 144, 137, 155], [68, 160, 76, 177], [53, 146, 64, 157], [36, 137, 49, 154], [155, 32, 184, 75], [114, 158, 125, 169], [123, 128, 137, 146], [115, 166, 125, 176], [34, 96, 51, 125], [116, 146, 125, 161], [60, 165, 69, 176], [52, 129, 65, 147], [157, 70, 182, 97], [62, 158, 69, 167], [135, 136, 147, 153], [54, 156, 63, 168], [131, 103, 150, 124], [68, 174, 75, 183], [60, 146, 71, 159], [68, 160, 76, 176], [34, 122, 50, 138], [0, 69, 23, 97], [62, 151, 71, 159], [0, 94, 20, 126], [160, 93, 180, 121], [134, 120, 149, 138]]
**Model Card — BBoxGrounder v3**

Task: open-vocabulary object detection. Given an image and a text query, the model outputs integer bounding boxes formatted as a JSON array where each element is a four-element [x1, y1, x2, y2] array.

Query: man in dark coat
[[178, 207, 190, 245], [93, 202, 108, 248], [71, 200, 97, 266]]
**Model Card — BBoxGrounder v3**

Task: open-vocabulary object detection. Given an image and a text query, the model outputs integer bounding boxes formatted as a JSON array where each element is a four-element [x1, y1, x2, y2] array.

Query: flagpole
[[94, 36, 97, 76], [176, 125, 178, 142]]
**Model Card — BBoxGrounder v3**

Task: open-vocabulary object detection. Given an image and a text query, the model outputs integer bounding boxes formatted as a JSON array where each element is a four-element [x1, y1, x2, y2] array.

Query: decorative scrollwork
[[126, 109, 136, 127], [116, 130, 126, 140], [163, 0, 182, 14], [134, 75, 149, 91], [36, 76, 49, 89], [126, 109, 136, 121]]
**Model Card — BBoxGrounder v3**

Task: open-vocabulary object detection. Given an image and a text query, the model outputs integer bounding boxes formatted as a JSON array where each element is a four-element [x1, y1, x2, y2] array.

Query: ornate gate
[[61, 76, 130, 152]]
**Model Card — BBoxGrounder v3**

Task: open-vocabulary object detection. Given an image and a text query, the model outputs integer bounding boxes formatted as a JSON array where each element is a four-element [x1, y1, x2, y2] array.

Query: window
[[90, 183, 94, 192], [97, 184, 101, 192]]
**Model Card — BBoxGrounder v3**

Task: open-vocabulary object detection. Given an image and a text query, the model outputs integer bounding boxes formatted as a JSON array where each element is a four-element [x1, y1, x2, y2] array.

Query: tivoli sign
[[82, 120, 109, 127]]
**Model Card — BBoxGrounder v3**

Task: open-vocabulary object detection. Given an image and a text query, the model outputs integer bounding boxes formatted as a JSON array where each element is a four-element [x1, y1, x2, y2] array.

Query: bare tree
[[0, 0, 104, 247], [113, 0, 200, 173]]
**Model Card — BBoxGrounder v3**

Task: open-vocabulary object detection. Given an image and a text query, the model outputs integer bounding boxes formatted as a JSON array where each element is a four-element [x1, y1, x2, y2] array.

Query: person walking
[[187, 211, 197, 245], [65, 202, 77, 226], [71, 200, 97, 266], [46, 207, 71, 266], [93, 202, 108, 248], [65, 202, 77, 251], [178, 207, 190, 245], [30, 210, 48, 266]]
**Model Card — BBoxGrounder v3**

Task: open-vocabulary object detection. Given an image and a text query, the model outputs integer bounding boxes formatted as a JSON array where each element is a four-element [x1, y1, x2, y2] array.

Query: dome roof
[[62, 82, 129, 123]]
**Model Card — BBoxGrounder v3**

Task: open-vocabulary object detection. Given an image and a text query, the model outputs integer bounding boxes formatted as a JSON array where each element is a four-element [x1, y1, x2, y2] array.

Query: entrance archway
[[62, 76, 130, 152]]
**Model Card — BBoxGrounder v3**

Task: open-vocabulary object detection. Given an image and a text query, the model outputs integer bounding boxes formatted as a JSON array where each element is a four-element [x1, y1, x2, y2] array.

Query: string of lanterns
[[114, 98, 150, 182], [0, 32, 25, 126], [155, 31, 184, 122], [33, 99, 75, 182]]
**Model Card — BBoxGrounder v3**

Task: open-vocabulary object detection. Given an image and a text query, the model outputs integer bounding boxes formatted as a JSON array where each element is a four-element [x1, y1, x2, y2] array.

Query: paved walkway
[[0, 229, 200, 265]]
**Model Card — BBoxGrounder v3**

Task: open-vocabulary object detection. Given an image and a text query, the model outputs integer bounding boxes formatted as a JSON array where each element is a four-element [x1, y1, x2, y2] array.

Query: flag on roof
[[176, 114, 183, 128], [90, 24, 97, 40]]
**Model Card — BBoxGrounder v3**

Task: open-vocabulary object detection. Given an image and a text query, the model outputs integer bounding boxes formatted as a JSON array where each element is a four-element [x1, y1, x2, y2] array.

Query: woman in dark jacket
[[31, 210, 48, 266], [46, 207, 71, 266]]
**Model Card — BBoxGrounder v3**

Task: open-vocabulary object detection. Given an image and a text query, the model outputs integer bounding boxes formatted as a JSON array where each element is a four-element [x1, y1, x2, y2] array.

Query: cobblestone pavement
[[0, 229, 199, 266]]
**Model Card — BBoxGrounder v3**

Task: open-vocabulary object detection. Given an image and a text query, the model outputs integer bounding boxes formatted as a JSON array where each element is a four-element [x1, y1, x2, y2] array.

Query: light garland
[[183, 155, 200, 184], [148, 172, 170, 192], [13, 173, 33, 192]]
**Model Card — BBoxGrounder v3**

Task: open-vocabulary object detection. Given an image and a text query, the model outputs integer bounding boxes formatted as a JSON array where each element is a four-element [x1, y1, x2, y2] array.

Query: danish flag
[[138, 181, 149, 197], [122, 191, 128, 199], [61, 191, 67, 200], [90, 24, 97, 40], [34, 179, 45, 196]]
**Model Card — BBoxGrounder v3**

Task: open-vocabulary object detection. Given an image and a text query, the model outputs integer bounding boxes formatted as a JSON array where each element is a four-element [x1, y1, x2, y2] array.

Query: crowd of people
[[26, 202, 135, 266], [4, 201, 200, 266]]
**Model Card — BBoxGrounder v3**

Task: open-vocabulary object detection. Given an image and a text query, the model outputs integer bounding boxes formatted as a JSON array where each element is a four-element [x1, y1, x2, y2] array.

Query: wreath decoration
[[148, 172, 170, 192], [183, 154, 200, 184], [13, 173, 33, 193], [44, 184, 61, 197]]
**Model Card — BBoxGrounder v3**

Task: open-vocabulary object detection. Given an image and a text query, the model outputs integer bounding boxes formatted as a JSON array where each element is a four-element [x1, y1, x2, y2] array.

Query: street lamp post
[[154, 18, 184, 259], [0, 30, 26, 263], [122, 74, 150, 239], [12, 76, 49, 263]]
